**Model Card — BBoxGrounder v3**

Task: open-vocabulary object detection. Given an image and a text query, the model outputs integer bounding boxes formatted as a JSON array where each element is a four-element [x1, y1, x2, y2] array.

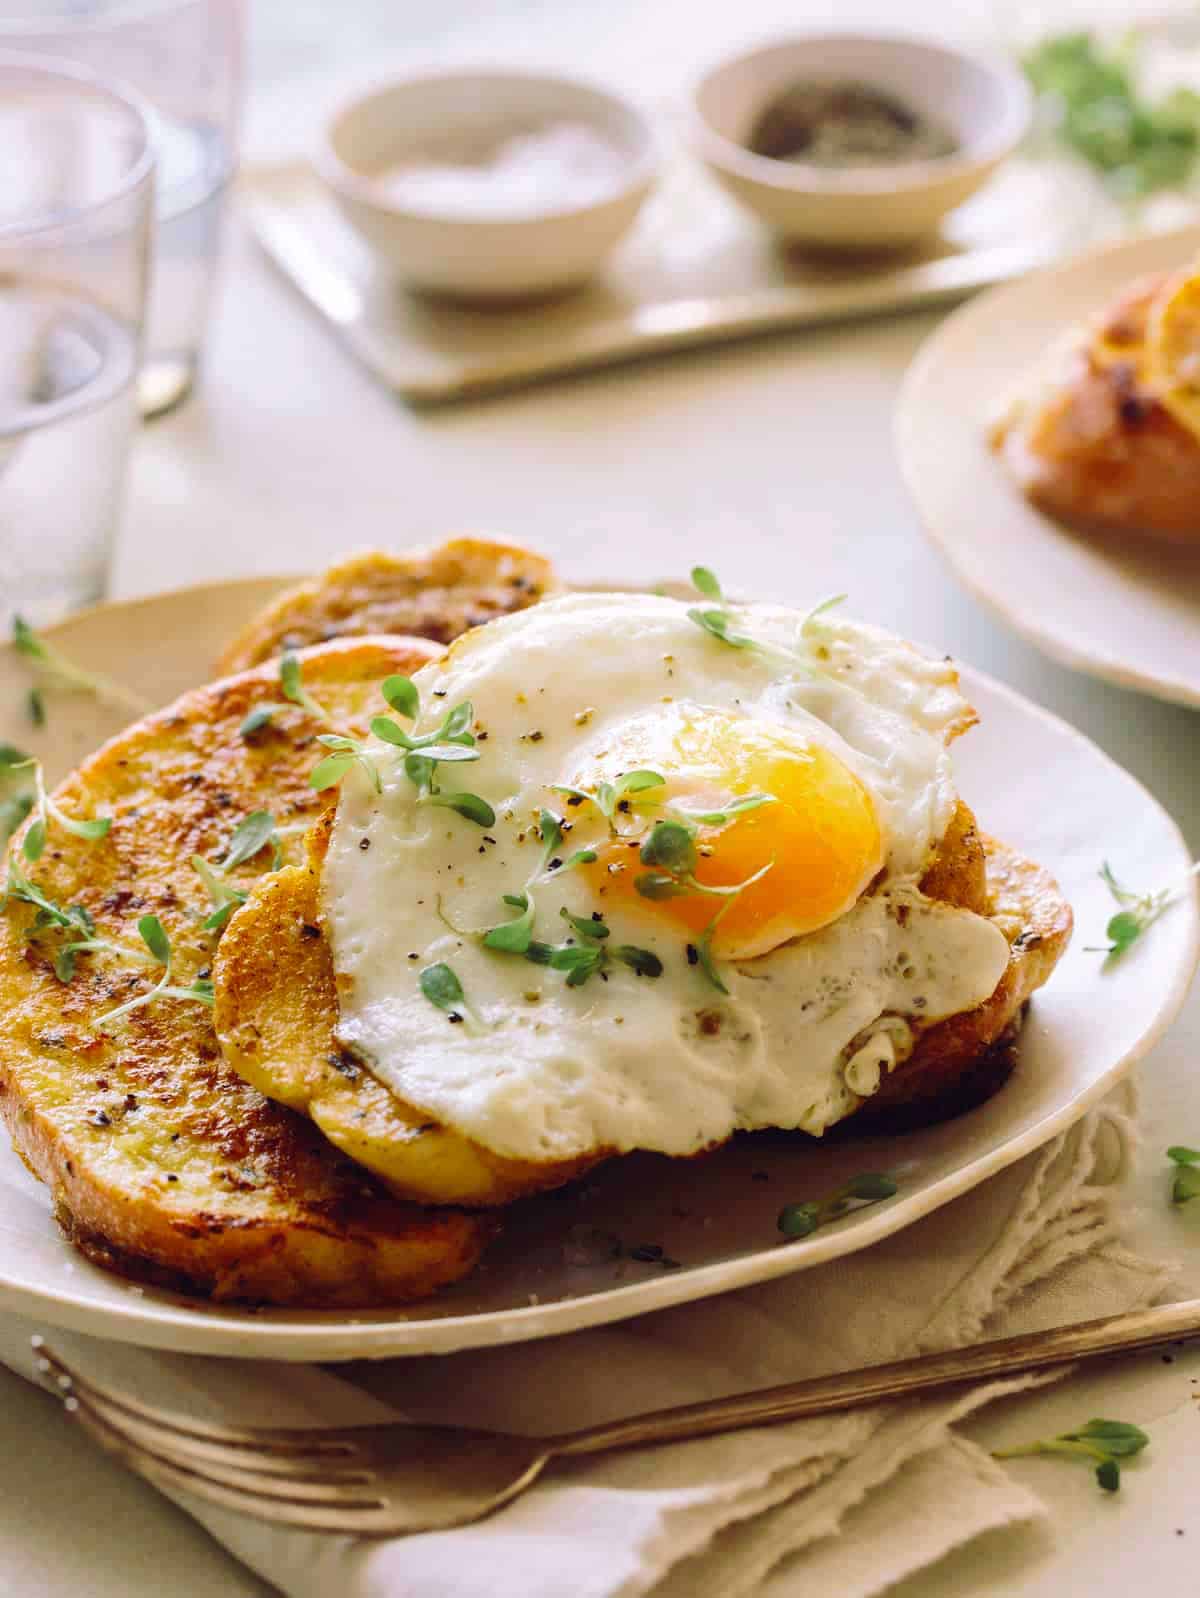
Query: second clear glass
[[0, 0, 243, 418]]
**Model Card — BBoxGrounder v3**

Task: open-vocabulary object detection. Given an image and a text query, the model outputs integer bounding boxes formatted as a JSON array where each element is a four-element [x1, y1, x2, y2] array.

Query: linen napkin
[[0, 1083, 1173, 1598]]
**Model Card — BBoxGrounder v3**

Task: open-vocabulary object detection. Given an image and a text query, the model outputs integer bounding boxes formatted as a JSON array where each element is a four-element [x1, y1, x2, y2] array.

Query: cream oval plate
[[897, 224, 1200, 709], [0, 579, 1195, 1360]]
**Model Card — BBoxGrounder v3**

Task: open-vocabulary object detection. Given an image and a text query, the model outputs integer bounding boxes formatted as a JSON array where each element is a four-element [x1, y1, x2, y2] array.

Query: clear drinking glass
[[0, 1, 243, 418], [0, 56, 153, 630]]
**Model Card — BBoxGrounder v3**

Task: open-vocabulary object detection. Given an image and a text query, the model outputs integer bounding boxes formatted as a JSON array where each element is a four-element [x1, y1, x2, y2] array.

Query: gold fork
[[34, 1297, 1200, 1537]]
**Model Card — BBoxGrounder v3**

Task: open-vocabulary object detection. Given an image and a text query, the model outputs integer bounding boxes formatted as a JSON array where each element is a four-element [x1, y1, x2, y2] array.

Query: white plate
[[896, 224, 1200, 709], [0, 580, 1195, 1361]]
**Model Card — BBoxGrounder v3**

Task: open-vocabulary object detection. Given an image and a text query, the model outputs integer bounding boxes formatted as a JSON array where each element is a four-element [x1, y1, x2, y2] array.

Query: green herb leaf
[[1167, 1145, 1200, 1165], [483, 894, 535, 954], [309, 752, 356, 790], [560, 907, 610, 941], [22, 818, 46, 862], [777, 1173, 898, 1241], [687, 607, 757, 651], [239, 704, 279, 738], [619, 770, 667, 797], [381, 674, 419, 719], [639, 819, 698, 876], [635, 871, 689, 901], [994, 1415, 1148, 1492], [1172, 1165, 1200, 1205], [674, 794, 774, 826], [429, 791, 496, 827], [0, 793, 33, 848], [538, 809, 564, 859], [279, 652, 331, 723], [440, 702, 474, 743], [371, 716, 416, 750], [138, 914, 170, 965], [418, 962, 484, 1029], [562, 848, 598, 870], [843, 1172, 899, 1202], [1066, 1420, 1149, 1458], [412, 742, 481, 764], [800, 593, 848, 633], [220, 810, 277, 871], [777, 1201, 820, 1239], [404, 752, 435, 795], [691, 566, 723, 601], [1089, 858, 1189, 960], [613, 945, 663, 978], [27, 687, 45, 728]]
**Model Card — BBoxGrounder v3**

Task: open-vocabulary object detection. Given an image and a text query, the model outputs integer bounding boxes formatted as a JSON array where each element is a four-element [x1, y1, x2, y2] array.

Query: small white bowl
[[690, 34, 1032, 251], [316, 68, 658, 302]]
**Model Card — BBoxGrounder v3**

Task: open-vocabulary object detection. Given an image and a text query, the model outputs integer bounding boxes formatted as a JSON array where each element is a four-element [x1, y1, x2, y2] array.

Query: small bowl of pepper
[[690, 33, 1032, 251]]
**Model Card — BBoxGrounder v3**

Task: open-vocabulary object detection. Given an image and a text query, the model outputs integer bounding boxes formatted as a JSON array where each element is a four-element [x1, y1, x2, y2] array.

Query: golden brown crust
[[217, 538, 560, 674], [994, 271, 1200, 544], [213, 859, 595, 1207], [0, 636, 494, 1307]]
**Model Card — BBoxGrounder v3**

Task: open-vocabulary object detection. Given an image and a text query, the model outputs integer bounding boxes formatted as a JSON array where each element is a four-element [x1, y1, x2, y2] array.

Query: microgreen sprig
[[370, 678, 495, 827], [2, 757, 112, 864], [190, 810, 282, 933], [418, 961, 486, 1032], [280, 652, 332, 724], [1086, 860, 1199, 961], [2, 862, 95, 936], [777, 1173, 899, 1240], [552, 770, 665, 835], [1167, 1145, 1200, 1205], [527, 908, 663, 988], [685, 568, 846, 675], [994, 1418, 1149, 1493], [11, 615, 152, 717], [240, 704, 282, 739], [0, 743, 35, 848], [531, 808, 596, 877], [92, 914, 213, 1029], [633, 813, 774, 993]]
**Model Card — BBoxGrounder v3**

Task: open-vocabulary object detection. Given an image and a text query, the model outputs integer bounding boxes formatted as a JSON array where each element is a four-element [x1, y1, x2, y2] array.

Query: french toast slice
[[212, 794, 1071, 1185], [217, 537, 560, 674], [0, 637, 496, 1307]]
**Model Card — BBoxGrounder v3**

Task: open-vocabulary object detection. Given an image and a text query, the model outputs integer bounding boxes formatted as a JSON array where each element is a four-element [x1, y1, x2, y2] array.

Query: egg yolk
[[579, 711, 885, 960]]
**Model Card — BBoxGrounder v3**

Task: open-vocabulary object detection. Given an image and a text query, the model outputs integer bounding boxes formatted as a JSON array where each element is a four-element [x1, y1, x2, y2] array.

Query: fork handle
[[549, 1296, 1200, 1459]]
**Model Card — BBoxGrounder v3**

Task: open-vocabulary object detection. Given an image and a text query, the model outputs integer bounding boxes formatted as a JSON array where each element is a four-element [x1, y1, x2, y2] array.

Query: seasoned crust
[[217, 538, 560, 674], [992, 271, 1200, 544], [0, 636, 494, 1307]]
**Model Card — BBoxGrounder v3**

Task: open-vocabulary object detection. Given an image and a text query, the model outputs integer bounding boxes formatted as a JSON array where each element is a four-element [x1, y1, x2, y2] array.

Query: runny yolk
[[579, 712, 885, 961]]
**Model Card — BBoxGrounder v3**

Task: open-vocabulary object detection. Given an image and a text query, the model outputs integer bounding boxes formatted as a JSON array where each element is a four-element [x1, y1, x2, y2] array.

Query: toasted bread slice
[[992, 273, 1200, 544], [218, 537, 560, 674], [213, 854, 595, 1206], [857, 835, 1072, 1127], [0, 636, 496, 1307], [213, 790, 1068, 1182]]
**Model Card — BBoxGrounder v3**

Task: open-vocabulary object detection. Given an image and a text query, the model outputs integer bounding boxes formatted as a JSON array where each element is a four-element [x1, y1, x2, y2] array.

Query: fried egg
[[323, 592, 1010, 1163]]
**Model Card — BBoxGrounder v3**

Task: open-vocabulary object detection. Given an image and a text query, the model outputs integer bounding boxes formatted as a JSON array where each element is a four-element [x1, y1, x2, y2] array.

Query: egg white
[[323, 593, 1010, 1163]]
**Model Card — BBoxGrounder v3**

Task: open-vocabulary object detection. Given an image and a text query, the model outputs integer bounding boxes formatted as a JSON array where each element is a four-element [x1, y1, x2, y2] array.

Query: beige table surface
[[7, 2, 1200, 1594]]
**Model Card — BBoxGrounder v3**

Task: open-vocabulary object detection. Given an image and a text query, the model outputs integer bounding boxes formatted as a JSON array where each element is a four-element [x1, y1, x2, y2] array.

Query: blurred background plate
[[897, 223, 1200, 709]]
